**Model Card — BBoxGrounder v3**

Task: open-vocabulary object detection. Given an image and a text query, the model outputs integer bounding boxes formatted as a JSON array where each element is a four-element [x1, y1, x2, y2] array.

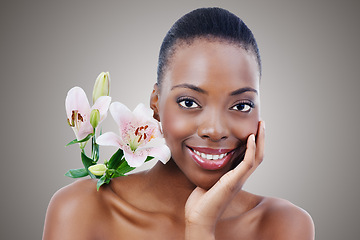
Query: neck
[[144, 159, 196, 209]]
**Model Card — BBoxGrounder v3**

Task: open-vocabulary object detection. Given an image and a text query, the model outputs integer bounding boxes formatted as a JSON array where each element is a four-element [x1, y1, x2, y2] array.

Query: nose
[[197, 109, 229, 141]]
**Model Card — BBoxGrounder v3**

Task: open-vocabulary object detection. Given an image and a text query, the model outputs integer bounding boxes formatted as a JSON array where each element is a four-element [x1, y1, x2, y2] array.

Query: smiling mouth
[[187, 146, 235, 170], [192, 149, 228, 160]]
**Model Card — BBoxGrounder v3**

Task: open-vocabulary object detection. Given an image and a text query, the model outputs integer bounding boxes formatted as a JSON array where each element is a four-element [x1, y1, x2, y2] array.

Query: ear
[[150, 83, 160, 121]]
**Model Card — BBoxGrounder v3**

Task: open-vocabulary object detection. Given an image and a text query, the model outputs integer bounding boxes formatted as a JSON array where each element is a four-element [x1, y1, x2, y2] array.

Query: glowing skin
[[44, 38, 314, 240], [153, 39, 260, 189]]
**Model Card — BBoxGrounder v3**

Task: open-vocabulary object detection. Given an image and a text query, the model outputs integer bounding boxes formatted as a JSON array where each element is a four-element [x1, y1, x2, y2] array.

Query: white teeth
[[193, 150, 228, 160]]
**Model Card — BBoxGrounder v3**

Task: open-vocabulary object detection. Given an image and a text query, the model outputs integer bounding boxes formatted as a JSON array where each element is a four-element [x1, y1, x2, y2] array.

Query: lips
[[187, 146, 235, 170]]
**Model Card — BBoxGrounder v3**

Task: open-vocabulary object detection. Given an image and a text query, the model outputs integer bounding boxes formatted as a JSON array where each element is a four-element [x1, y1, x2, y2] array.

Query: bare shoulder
[[258, 196, 315, 240], [43, 179, 107, 240]]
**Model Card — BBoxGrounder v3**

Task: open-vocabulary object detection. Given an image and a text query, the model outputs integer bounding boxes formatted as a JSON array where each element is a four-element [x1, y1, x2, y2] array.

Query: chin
[[188, 169, 227, 190], [192, 152, 247, 190], [197, 180, 218, 191]]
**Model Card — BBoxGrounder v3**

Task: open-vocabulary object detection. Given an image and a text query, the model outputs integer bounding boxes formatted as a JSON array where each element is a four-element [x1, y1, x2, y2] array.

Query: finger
[[255, 120, 265, 166], [185, 134, 258, 223], [232, 133, 257, 183], [209, 133, 256, 197], [185, 187, 206, 217], [192, 134, 256, 219], [232, 121, 265, 184], [223, 121, 266, 192]]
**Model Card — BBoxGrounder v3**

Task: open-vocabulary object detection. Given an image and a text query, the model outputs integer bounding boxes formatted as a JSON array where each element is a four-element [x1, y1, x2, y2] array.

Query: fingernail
[[262, 121, 265, 130], [250, 134, 255, 142]]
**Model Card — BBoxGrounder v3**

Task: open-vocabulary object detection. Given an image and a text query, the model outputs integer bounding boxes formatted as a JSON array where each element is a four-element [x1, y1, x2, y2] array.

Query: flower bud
[[92, 72, 110, 103], [88, 163, 107, 176], [90, 109, 100, 129]]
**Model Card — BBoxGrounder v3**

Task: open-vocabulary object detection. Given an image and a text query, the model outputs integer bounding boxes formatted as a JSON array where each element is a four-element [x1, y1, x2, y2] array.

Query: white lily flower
[[65, 86, 111, 143], [97, 102, 171, 167]]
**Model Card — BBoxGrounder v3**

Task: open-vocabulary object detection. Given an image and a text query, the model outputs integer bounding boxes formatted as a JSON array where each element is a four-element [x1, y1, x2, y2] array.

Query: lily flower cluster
[[65, 72, 171, 190]]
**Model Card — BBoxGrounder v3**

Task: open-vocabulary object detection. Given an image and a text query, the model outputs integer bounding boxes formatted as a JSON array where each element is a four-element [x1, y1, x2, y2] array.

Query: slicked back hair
[[157, 7, 261, 85]]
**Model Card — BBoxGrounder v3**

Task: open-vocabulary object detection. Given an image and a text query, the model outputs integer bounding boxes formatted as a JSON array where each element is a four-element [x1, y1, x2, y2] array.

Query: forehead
[[162, 39, 260, 92]]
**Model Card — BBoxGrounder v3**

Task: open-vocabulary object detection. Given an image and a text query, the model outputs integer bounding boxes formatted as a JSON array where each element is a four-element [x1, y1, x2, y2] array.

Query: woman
[[43, 7, 314, 239]]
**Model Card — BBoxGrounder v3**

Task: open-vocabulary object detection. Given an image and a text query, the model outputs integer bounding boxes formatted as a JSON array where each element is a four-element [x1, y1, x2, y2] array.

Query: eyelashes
[[230, 101, 255, 113], [176, 97, 200, 109], [176, 97, 255, 113]]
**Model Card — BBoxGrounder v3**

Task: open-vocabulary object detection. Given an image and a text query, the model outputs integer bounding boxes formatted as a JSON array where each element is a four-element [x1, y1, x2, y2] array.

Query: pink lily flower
[[96, 102, 171, 167], [65, 86, 111, 143]]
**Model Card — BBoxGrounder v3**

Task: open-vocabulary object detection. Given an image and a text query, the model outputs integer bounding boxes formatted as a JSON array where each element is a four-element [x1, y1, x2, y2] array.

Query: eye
[[177, 98, 200, 109], [230, 102, 254, 113]]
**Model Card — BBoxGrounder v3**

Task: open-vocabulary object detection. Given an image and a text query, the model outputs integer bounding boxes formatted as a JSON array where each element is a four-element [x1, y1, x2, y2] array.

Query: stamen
[[144, 133, 147, 140], [71, 111, 76, 123], [138, 135, 142, 143], [78, 113, 83, 122], [67, 118, 73, 127], [135, 127, 139, 136], [68, 111, 76, 127]]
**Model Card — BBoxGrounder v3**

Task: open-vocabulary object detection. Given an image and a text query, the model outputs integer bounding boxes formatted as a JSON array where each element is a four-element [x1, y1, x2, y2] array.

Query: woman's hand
[[184, 121, 265, 239]]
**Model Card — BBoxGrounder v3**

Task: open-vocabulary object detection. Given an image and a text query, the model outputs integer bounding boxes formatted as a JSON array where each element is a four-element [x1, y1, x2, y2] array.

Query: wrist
[[185, 222, 215, 240]]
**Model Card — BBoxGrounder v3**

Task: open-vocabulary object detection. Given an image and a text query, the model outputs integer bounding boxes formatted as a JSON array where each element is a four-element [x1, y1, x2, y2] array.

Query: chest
[[94, 212, 184, 240], [94, 210, 261, 240]]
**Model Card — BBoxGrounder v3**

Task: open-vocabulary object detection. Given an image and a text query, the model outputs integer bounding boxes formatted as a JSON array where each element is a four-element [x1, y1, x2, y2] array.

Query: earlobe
[[150, 83, 160, 121]]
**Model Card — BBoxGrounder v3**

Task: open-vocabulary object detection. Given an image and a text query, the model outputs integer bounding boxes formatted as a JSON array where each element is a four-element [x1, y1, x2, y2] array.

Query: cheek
[[160, 104, 194, 147], [230, 110, 260, 141]]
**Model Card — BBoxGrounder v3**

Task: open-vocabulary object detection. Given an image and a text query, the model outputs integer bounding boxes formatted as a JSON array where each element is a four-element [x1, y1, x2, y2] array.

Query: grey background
[[1, 0, 359, 239]]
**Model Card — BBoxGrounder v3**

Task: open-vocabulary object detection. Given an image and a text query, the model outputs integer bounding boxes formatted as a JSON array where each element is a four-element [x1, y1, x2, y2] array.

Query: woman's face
[[151, 39, 260, 189]]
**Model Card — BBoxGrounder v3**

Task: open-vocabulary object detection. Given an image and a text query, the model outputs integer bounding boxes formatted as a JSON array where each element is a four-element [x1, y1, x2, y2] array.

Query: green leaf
[[111, 170, 125, 178], [107, 148, 124, 169], [105, 168, 125, 178], [113, 155, 155, 176], [65, 168, 89, 178], [96, 175, 111, 191], [145, 156, 154, 162], [81, 152, 96, 178], [116, 160, 136, 175], [66, 133, 93, 146]]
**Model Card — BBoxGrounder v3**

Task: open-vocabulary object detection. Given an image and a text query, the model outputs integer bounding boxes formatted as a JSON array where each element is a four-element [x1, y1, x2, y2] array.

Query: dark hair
[[157, 7, 261, 85]]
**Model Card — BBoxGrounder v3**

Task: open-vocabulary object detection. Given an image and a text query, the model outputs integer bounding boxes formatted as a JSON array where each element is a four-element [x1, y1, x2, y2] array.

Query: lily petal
[[96, 132, 124, 148], [65, 87, 91, 120], [137, 137, 166, 149], [124, 149, 148, 167], [76, 123, 93, 141], [65, 86, 93, 140], [133, 103, 154, 121], [110, 102, 133, 129], [148, 144, 171, 164]]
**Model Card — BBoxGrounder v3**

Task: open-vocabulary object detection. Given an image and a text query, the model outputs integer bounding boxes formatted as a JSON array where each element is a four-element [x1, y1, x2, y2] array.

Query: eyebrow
[[230, 87, 258, 96], [171, 83, 258, 96], [171, 84, 207, 94]]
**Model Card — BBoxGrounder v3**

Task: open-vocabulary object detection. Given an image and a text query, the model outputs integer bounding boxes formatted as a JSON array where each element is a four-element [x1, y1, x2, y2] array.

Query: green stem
[[91, 128, 99, 162]]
